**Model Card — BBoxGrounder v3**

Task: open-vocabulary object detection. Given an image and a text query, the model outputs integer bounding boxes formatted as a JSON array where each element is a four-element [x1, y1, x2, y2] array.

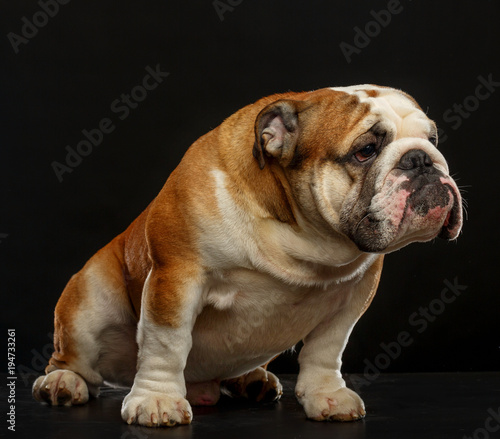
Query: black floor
[[4, 373, 500, 438]]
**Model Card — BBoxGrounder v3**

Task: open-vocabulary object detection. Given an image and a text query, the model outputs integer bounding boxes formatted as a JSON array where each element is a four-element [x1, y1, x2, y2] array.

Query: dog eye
[[355, 144, 377, 162], [428, 135, 438, 146]]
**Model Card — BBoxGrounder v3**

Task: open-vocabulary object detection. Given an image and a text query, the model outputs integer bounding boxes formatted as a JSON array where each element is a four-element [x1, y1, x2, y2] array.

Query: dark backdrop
[[2, 0, 499, 384]]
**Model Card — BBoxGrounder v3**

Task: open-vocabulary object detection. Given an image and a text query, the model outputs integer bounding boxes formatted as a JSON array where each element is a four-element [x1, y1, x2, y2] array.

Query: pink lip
[[438, 177, 463, 239], [443, 210, 451, 228]]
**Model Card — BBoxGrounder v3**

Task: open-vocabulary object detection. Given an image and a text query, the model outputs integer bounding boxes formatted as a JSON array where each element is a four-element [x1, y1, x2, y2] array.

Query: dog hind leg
[[221, 366, 283, 403], [33, 240, 139, 406]]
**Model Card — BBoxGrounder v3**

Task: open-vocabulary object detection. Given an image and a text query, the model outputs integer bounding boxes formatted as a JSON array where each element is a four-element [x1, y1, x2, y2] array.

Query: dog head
[[253, 85, 463, 254]]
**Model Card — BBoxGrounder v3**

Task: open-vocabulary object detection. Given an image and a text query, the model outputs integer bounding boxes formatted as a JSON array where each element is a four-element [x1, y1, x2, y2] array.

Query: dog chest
[[184, 270, 353, 381]]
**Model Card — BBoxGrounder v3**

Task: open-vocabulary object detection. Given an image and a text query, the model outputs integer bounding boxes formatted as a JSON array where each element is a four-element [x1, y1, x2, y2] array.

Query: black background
[[1, 0, 499, 382]]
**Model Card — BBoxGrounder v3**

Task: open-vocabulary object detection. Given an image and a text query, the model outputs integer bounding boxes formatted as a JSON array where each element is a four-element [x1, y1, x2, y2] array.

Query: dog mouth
[[437, 183, 462, 240], [349, 177, 463, 253], [398, 179, 462, 241]]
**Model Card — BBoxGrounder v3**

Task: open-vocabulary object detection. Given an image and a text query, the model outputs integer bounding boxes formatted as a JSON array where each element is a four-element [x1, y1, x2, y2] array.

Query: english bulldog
[[33, 85, 463, 426]]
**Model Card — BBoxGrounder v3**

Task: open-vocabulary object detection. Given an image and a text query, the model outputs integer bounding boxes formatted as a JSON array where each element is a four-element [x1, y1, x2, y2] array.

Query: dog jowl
[[33, 85, 462, 426]]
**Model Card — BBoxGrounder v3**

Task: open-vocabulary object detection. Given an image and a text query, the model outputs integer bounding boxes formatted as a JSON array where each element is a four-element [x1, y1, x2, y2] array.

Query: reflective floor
[[5, 373, 500, 439]]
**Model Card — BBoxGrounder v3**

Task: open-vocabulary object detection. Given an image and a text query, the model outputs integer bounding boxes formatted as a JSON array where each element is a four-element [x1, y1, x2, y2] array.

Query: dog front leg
[[121, 267, 203, 427], [296, 257, 382, 422]]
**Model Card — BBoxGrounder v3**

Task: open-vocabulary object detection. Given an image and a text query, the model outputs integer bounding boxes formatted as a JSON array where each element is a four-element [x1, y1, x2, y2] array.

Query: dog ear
[[253, 99, 303, 170]]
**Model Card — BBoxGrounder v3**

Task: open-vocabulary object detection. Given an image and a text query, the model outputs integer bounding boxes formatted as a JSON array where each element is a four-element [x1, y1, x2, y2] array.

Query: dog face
[[253, 85, 463, 254]]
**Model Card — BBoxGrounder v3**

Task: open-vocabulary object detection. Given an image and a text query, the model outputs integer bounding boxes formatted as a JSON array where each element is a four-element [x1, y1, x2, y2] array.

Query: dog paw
[[121, 389, 192, 427], [222, 367, 283, 402], [296, 386, 365, 422], [32, 370, 89, 406]]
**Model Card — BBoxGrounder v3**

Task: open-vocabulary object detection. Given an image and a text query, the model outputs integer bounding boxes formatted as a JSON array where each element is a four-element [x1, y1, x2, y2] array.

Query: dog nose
[[397, 149, 433, 171]]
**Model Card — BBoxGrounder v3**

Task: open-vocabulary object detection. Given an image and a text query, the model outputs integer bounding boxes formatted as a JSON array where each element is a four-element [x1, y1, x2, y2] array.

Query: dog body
[[33, 85, 462, 426]]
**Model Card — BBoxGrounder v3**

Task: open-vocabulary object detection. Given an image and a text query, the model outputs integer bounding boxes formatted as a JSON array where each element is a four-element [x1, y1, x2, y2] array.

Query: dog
[[33, 85, 463, 426]]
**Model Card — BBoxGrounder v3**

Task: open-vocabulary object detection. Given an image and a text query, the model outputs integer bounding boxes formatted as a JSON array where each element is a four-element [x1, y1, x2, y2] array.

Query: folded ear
[[253, 99, 303, 170]]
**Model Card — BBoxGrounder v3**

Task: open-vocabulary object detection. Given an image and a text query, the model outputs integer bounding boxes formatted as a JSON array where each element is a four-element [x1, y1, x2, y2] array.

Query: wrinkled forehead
[[329, 85, 436, 139]]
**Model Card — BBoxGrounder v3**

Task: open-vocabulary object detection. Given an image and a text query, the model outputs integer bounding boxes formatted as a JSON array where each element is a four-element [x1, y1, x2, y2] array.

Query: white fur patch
[[330, 84, 434, 139]]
